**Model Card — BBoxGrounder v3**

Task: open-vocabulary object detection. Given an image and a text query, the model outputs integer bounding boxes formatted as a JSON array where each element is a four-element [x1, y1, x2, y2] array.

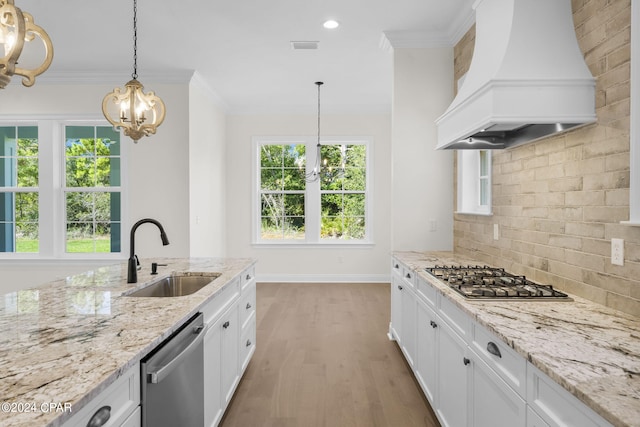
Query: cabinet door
[[469, 354, 526, 427], [527, 407, 551, 427], [436, 317, 468, 427], [400, 285, 417, 367], [390, 275, 403, 342], [221, 303, 240, 405], [204, 317, 223, 427], [415, 298, 437, 404]]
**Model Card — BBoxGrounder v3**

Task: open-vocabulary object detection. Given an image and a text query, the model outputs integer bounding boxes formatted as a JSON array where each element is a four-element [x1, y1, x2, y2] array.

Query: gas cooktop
[[424, 265, 571, 300]]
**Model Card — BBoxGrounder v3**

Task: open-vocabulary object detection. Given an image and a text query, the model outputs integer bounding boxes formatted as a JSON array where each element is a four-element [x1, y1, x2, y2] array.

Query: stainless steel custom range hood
[[435, 0, 597, 150]]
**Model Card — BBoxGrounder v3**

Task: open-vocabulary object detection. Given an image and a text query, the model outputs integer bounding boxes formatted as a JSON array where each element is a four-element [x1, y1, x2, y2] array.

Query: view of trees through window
[[65, 126, 121, 253], [259, 141, 367, 241], [0, 125, 121, 254]]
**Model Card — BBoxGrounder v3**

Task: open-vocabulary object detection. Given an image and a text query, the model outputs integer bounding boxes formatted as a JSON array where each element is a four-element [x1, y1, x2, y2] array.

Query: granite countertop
[[0, 257, 256, 427], [394, 251, 640, 427]]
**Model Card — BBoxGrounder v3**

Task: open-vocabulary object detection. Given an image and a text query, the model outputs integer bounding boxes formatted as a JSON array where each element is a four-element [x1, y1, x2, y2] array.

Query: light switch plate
[[611, 238, 624, 266]]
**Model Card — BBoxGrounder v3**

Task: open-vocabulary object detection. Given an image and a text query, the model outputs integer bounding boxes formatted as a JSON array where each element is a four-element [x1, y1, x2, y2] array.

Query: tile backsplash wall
[[453, 0, 639, 317]]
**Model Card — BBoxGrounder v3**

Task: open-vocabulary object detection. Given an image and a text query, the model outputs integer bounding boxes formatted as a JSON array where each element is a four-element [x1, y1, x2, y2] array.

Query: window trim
[[251, 135, 374, 246], [0, 117, 128, 260], [625, 0, 640, 225]]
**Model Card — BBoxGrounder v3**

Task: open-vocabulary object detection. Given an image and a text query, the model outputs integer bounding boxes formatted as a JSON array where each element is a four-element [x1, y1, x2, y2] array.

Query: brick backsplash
[[453, 0, 639, 317]]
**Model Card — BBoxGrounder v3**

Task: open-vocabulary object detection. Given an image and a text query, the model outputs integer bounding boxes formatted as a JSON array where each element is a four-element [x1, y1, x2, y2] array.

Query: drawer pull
[[487, 341, 502, 358], [405, 273, 411, 279], [398, 285, 403, 290], [246, 274, 252, 280], [246, 302, 252, 310], [246, 339, 252, 347], [223, 321, 230, 329], [87, 405, 111, 427], [394, 264, 399, 269], [463, 357, 470, 366], [430, 320, 438, 328]]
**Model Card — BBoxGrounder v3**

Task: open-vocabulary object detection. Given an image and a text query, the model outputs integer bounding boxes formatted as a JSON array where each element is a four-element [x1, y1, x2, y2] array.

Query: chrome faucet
[[128, 218, 170, 283]]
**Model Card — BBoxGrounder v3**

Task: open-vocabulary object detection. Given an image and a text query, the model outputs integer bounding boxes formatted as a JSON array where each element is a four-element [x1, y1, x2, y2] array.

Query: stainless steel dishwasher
[[141, 312, 205, 427]]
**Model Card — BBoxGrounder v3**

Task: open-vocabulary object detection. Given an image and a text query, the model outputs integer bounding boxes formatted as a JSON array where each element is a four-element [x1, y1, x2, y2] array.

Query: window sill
[[455, 210, 493, 217], [252, 241, 375, 249]]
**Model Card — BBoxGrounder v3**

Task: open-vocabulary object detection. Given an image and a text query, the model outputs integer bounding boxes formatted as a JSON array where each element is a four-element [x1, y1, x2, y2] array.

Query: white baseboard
[[256, 273, 390, 283]]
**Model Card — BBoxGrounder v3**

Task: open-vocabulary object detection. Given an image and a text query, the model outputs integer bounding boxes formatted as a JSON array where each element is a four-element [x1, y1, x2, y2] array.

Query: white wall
[[188, 75, 228, 257], [391, 47, 455, 251], [225, 113, 392, 282]]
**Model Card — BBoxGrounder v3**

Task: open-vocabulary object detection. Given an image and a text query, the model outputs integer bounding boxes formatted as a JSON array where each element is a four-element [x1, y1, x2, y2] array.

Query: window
[[0, 120, 124, 258], [457, 149, 492, 215], [254, 136, 371, 245], [0, 126, 39, 253]]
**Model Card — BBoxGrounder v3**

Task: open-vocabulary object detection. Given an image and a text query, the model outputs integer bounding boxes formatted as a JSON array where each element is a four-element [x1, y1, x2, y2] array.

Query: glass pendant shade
[[0, 0, 53, 88], [102, 78, 166, 142]]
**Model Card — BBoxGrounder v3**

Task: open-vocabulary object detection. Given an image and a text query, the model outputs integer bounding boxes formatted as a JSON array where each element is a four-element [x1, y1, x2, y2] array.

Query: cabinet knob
[[463, 357, 470, 366], [394, 264, 399, 269], [86, 405, 111, 427], [405, 273, 411, 279], [246, 302, 252, 310], [223, 321, 230, 329], [246, 339, 252, 347], [246, 274, 251, 280], [487, 341, 502, 358], [430, 320, 438, 328], [398, 285, 403, 290]]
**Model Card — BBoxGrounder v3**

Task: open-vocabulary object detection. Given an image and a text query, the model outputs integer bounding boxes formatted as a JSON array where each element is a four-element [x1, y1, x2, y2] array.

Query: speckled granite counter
[[394, 251, 640, 427], [0, 257, 256, 427]]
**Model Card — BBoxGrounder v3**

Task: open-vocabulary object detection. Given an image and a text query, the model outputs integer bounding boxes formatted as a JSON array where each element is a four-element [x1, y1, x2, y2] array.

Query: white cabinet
[[61, 364, 140, 427], [390, 256, 611, 427], [415, 298, 437, 403], [203, 265, 257, 427], [468, 353, 526, 427], [435, 315, 469, 427]]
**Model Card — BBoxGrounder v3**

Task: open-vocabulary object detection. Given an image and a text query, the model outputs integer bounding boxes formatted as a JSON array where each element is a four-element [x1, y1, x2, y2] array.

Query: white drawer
[[203, 277, 240, 325], [439, 296, 470, 342], [471, 322, 527, 397], [527, 363, 613, 427], [239, 319, 256, 373], [391, 258, 403, 278], [240, 282, 256, 331], [63, 364, 139, 427], [401, 265, 416, 290], [416, 275, 437, 308], [241, 265, 256, 292]]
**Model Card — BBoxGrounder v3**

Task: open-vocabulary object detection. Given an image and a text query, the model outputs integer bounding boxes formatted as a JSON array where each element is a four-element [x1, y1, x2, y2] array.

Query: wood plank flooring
[[220, 282, 440, 427]]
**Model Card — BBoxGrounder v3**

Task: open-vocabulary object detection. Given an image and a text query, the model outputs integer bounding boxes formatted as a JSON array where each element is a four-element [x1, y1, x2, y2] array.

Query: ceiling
[[15, 0, 475, 114]]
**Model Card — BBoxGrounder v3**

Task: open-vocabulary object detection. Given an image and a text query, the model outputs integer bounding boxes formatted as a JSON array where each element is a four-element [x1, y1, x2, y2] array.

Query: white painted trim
[[256, 274, 390, 283], [629, 0, 640, 224]]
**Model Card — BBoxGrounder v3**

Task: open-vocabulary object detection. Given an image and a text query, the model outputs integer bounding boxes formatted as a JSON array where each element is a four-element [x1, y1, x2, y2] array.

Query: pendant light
[[102, 0, 165, 142], [304, 81, 324, 183], [0, 0, 53, 88]]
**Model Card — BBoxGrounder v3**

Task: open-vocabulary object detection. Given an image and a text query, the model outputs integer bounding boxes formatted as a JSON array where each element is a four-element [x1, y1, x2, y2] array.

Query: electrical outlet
[[493, 224, 499, 240], [611, 238, 624, 266]]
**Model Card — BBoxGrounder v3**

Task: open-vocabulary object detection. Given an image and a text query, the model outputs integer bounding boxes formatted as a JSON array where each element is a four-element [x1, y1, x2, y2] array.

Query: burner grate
[[425, 265, 570, 300]]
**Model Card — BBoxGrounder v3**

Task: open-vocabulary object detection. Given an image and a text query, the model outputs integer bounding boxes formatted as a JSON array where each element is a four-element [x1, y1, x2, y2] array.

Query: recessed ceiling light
[[323, 20, 339, 29]]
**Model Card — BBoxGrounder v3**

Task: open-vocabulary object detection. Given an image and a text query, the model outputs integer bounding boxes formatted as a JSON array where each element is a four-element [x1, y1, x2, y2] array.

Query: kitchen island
[[393, 251, 640, 427], [0, 257, 256, 427]]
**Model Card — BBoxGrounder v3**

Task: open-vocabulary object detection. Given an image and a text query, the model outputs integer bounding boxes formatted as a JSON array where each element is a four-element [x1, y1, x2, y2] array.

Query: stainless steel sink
[[125, 273, 220, 297]]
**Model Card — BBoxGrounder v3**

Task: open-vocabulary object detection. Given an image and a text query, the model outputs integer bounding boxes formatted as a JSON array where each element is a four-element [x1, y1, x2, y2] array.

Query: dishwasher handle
[[147, 325, 205, 384]]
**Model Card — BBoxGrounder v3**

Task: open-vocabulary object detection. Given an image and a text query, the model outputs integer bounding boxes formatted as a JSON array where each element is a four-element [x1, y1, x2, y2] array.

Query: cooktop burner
[[424, 265, 570, 300]]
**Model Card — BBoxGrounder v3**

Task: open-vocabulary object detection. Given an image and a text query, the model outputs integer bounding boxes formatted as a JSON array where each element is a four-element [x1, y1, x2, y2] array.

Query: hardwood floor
[[220, 282, 440, 427]]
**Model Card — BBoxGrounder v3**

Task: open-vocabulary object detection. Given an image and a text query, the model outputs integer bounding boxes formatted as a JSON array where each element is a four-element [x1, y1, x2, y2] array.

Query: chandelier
[[102, 0, 165, 142], [0, 0, 53, 88]]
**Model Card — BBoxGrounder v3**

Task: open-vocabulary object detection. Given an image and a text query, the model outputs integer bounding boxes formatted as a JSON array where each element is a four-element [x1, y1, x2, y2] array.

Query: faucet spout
[[128, 218, 170, 283]]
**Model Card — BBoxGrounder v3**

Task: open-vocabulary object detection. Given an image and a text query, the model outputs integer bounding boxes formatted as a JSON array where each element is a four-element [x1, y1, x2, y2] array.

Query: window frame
[[0, 117, 127, 260], [626, 0, 639, 225], [252, 135, 374, 247]]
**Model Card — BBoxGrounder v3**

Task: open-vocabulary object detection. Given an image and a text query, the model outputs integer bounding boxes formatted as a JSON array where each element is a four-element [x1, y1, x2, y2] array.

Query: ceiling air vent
[[291, 41, 319, 50]]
